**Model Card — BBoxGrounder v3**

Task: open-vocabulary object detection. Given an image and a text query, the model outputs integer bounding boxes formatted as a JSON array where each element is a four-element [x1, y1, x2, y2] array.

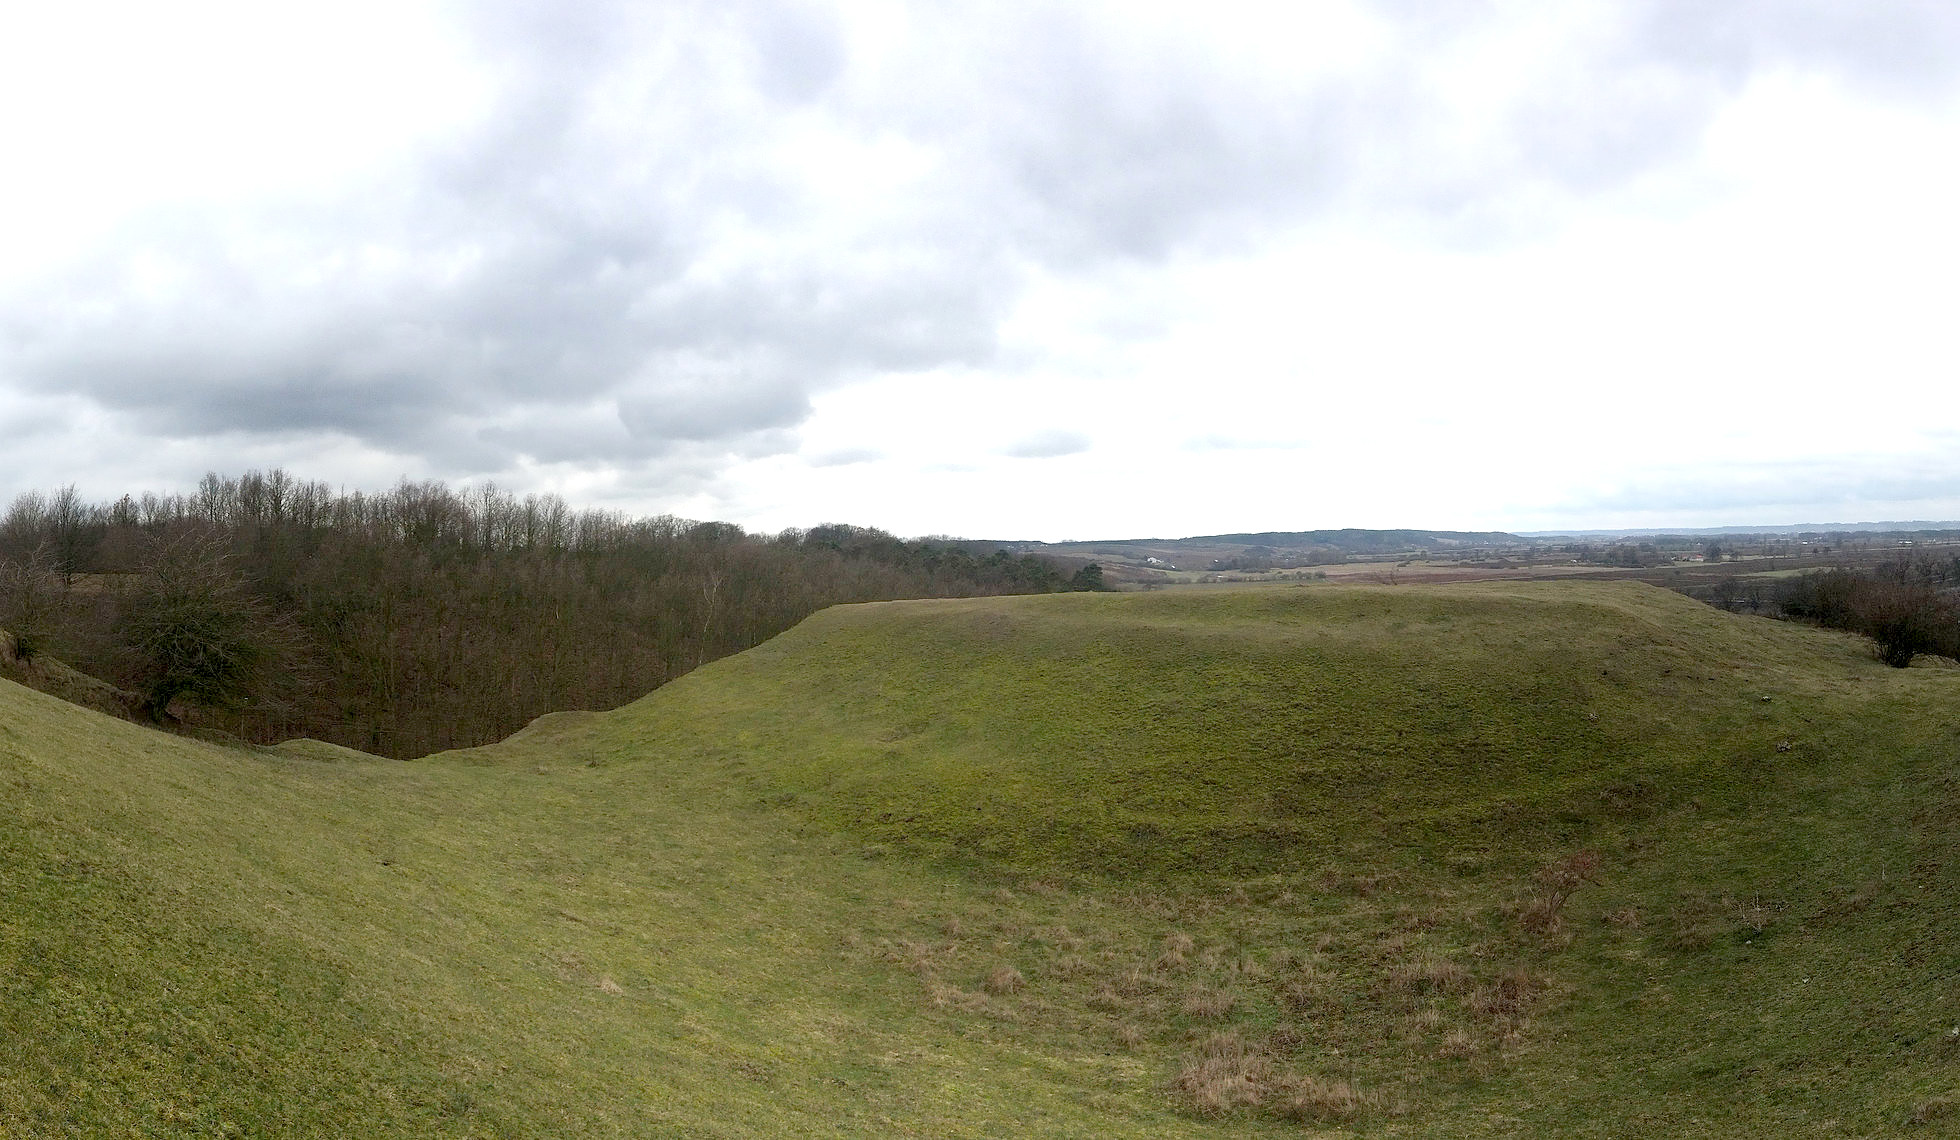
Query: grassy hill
[[4, 582, 1958, 1136]]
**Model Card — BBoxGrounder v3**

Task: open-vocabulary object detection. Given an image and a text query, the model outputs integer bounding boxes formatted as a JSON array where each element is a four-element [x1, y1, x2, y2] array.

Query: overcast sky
[[2, 0, 1957, 540]]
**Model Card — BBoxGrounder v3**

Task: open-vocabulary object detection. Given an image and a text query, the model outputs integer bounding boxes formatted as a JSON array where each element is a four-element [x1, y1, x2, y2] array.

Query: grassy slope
[[5, 581, 1958, 1136]]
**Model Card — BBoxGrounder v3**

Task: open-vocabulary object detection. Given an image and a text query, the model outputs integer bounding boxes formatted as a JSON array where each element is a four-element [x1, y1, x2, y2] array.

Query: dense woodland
[[0, 473, 1089, 757]]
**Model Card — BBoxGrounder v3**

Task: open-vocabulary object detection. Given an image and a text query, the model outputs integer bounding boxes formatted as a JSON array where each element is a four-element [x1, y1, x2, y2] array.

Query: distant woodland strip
[[0, 473, 1077, 757]]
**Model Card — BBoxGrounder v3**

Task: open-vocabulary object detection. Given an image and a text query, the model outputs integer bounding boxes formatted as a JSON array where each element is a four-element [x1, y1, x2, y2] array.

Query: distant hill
[[1021, 528, 1530, 555], [1170, 527, 1527, 552], [1524, 522, 1960, 539]]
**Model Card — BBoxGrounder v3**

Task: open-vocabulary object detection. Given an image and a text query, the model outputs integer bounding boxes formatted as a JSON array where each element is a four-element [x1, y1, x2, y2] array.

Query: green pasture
[[4, 581, 1956, 1136]]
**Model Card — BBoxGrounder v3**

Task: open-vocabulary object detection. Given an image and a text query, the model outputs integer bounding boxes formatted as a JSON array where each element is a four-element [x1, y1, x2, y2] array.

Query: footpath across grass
[[5, 581, 1958, 1136]]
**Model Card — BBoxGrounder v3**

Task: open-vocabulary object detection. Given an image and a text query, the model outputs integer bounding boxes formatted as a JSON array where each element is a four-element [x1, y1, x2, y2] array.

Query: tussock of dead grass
[[1181, 986, 1236, 1020], [1049, 953, 1091, 979], [1174, 1032, 1266, 1115], [1388, 955, 1470, 998], [1281, 976, 1336, 1016], [1266, 1023, 1309, 1053], [982, 965, 1026, 994], [1909, 1094, 1957, 1126], [1468, 965, 1550, 1030], [1272, 1074, 1366, 1123], [1173, 1031, 1371, 1122], [1437, 1028, 1478, 1060]]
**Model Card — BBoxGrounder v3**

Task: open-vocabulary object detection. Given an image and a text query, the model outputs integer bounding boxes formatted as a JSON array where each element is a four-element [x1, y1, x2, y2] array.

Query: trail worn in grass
[[5, 581, 1958, 1136]]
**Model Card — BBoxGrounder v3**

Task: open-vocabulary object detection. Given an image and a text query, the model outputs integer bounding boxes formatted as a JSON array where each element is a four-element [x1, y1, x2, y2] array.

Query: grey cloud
[[1005, 430, 1090, 459], [476, 401, 638, 466], [3, 0, 1006, 473], [7, 0, 1954, 497], [618, 372, 810, 443], [1630, 0, 1960, 98], [742, 1, 849, 104]]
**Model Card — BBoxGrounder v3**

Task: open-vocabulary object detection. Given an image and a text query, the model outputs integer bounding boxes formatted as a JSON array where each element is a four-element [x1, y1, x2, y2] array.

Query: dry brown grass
[[1387, 955, 1470, 998], [1272, 1074, 1365, 1122], [1281, 975, 1336, 1016], [1173, 1031, 1370, 1122], [1226, 954, 1265, 980], [1436, 1028, 1478, 1060], [1173, 1032, 1267, 1116], [1910, 1094, 1957, 1126], [1049, 953, 1091, 979], [1182, 985, 1236, 1020], [1469, 965, 1549, 1021], [1266, 1022, 1309, 1053], [982, 965, 1026, 994]]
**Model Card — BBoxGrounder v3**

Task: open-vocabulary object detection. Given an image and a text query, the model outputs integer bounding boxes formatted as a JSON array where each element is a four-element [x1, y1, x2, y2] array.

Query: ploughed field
[[3, 581, 1956, 1137]]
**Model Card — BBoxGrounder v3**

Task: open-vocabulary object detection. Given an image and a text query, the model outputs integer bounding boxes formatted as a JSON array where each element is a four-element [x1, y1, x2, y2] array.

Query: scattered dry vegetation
[[855, 864, 1569, 1126]]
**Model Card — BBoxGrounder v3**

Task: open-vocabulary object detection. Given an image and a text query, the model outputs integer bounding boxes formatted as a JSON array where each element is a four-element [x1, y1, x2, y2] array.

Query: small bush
[[1858, 581, 1952, 668], [6, 628, 38, 664], [1519, 850, 1602, 935]]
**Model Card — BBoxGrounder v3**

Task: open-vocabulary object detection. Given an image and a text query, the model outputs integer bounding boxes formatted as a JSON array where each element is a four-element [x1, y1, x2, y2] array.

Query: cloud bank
[[2, 1, 1957, 534]]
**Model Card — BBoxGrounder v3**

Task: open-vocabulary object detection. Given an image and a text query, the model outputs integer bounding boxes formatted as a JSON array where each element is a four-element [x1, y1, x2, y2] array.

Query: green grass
[[4, 581, 1958, 1136]]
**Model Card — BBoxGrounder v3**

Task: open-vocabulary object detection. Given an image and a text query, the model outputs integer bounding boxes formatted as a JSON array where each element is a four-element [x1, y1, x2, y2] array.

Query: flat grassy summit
[[5, 582, 1957, 1136]]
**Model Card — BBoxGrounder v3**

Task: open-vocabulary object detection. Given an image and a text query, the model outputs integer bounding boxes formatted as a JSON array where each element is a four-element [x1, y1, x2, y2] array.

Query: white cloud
[[3, 0, 1958, 537]]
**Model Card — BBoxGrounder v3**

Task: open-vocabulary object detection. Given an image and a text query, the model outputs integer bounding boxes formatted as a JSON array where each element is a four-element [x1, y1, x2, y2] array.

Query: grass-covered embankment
[[5, 581, 1958, 1136]]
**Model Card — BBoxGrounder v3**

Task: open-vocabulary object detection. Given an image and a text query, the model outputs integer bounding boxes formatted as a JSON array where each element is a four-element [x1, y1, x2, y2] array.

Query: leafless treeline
[[1, 472, 1070, 756]]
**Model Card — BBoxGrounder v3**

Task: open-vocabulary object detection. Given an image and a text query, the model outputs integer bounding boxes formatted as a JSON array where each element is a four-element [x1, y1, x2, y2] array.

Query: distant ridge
[[986, 523, 1960, 552], [1190, 528, 1522, 550], [1014, 528, 1528, 556], [1521, 522, 1960, 539]]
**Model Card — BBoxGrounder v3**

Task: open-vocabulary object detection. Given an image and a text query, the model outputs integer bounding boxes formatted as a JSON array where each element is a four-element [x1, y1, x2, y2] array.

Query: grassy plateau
[[3, 580, 1958, 1136]]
